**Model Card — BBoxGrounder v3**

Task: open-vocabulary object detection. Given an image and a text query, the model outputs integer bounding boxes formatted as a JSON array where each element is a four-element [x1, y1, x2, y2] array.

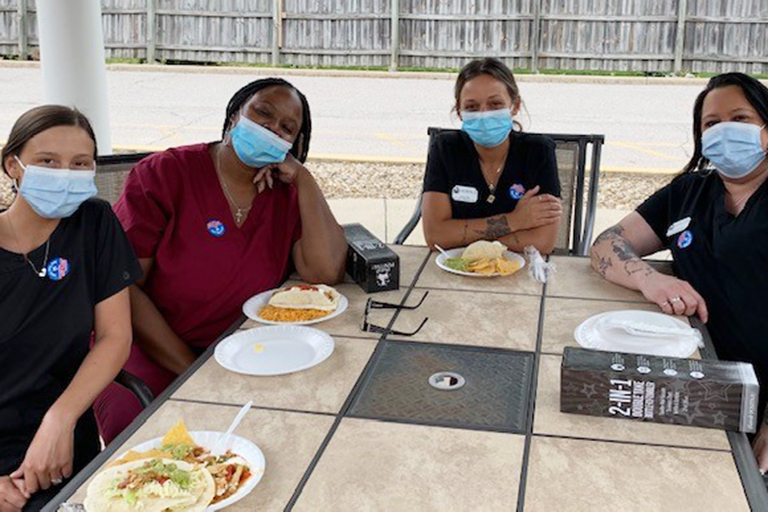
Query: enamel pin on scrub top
[[206, 219, 226, 237], [509, 183, 526, 200], [46, 258, 70, 281]]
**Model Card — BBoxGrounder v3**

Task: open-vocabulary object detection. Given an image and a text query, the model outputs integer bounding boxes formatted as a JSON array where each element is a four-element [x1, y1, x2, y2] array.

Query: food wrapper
[[525, 245, 555, 283]]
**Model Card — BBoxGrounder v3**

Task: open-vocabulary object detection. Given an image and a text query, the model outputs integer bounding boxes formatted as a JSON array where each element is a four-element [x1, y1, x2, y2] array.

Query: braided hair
[[222, 77, 312, 163]]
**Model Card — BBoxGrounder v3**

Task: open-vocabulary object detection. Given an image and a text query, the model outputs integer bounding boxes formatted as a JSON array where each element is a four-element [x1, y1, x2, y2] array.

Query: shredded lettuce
[[134, 460, 193, 489], [138, 479, 192, 499], [104, 460, 197, 507], [160, 443, 193, 460], [124, 489, 137, 506]]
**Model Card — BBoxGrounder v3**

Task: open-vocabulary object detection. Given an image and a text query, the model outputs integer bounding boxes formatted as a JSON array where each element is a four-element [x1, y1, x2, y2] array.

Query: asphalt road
[[0, 65, 706, 172]]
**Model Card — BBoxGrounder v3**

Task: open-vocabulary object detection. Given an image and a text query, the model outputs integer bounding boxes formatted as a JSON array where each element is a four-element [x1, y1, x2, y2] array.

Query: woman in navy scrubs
[[422, 58, 563, 253], [0, 106, 139, 511], [589, 73, 768, 469]]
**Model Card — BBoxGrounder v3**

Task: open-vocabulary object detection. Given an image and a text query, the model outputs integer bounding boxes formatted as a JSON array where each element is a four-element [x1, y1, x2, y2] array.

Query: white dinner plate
[[116, 431, 265, 511], [574, 310, 700, 358], [215, 326, 335, 376], [242, 287, 348, 325], [435, 247, 526, 277]]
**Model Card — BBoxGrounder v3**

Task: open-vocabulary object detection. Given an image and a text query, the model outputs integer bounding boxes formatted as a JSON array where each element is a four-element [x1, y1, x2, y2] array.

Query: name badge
[[666, 217, 691, 237], [451, 185, 479, 203]]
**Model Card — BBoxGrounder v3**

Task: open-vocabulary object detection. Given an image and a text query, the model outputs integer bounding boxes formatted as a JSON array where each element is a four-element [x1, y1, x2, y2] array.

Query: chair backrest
[[95, 152, 153, 204], [394, 128, 604, 255]]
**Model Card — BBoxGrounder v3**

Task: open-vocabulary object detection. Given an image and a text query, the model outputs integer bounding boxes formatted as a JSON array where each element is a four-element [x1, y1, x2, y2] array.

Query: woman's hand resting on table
[[10, 407, 75, 495], [508, 186, 563, 231], [0, 477, 26, 512], [636, 271, 709, 323]]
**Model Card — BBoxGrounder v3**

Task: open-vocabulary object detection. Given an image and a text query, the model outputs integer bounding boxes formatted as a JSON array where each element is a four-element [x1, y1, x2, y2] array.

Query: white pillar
[[37, 0, 112, 155]]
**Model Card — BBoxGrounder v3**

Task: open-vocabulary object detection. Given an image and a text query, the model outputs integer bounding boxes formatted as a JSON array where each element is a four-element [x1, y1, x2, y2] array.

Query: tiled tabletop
[[50, 247, 762, 511]]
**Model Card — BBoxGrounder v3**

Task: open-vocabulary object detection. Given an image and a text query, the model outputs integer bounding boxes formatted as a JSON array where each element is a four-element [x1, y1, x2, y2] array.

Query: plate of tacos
[[436, 241, 525, 277], [84, 422, 265, 511], [243, 284, 348, 325]]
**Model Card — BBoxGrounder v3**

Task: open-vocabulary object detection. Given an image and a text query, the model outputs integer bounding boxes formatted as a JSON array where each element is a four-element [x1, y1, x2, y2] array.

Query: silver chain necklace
[[215, 145, 252, 225], [3, 214, 51, 278]]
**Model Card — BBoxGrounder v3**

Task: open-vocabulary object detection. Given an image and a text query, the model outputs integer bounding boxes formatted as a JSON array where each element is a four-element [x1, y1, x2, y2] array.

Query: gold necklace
[[485, 164, 504, 203], [481, 146, 509, 203], [215, 145, 252, 225]]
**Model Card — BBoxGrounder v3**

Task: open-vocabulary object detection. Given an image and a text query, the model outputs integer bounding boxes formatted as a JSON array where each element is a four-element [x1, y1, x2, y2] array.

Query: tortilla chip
[[162, 421, 197, 447], [495, 258, 521, 276], [467, 258, 491, 271], [110, 449, 172, 467], [474, 266, 496, 275]]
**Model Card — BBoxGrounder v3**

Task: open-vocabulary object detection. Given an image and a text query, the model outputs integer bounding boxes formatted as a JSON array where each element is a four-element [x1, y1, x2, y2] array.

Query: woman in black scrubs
[[422, 57, 563, 253], [0, 106, 140, 511], [589, 73, 768, 469]]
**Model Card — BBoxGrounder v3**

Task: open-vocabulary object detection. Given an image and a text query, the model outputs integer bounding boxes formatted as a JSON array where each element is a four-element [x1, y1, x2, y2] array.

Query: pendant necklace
[[26, 239, 50, 277], [486, 164, 503, 203], [4, 214, 51, 278], [216, 145, 252, 225]]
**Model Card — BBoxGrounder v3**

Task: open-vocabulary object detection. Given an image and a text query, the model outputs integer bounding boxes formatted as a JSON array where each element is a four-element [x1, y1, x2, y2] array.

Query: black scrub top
[[0, 198, 141, 477], [423, 130, 561, 218], [636, 171, 768, 411]]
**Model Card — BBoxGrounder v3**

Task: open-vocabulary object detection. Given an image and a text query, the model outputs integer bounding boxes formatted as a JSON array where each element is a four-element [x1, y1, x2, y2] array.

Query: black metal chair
[[393, 128, 605, 256], [97, 151, 157, 408], [115, 369, 153, 408]]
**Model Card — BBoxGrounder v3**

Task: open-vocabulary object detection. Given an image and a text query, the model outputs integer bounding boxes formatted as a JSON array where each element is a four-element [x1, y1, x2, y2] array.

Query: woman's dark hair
[[222, 77, 312, 163], [2, 105, 97, 176], [684, 72, 768, 174], [454, 58, 523, 130], [454, 58, 520, 109]]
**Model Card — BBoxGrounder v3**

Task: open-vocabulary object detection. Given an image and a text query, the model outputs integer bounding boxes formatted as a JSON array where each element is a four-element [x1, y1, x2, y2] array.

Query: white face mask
[[15, 155, 97, 218]]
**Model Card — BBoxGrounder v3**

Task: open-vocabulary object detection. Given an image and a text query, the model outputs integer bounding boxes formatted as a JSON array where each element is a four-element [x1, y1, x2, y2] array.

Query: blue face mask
[[461, 109, 514, 148], [702, 122, 766, 179], [15, 156, 97, 218], [229, 115, 294, 168]]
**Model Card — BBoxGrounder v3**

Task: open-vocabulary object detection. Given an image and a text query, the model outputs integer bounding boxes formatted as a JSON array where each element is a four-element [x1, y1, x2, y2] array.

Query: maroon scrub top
[[115, 143, 302, 348]]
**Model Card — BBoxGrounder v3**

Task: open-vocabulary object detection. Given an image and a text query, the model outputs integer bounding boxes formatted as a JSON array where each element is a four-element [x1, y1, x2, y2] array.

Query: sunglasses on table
[[361, 291, 429, 336]]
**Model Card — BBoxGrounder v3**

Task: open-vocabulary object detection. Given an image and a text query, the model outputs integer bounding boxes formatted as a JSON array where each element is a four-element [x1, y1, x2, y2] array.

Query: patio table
[[46, 247, 767, 511]]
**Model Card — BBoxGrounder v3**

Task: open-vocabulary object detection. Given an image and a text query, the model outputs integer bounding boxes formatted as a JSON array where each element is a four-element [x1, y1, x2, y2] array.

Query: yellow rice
[[258, 305, 332, 322]]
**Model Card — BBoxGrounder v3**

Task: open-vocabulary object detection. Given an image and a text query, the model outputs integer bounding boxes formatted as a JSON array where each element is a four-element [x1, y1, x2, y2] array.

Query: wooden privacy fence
[[1, 0, 766, 74]]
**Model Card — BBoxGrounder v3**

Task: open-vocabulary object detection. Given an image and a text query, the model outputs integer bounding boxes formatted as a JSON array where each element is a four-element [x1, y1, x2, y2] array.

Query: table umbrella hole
[[429, 372, 466, 391]]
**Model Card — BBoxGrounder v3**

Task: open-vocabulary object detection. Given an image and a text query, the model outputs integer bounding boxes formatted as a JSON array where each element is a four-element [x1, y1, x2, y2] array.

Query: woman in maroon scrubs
[[95, 78, 347, 442]]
